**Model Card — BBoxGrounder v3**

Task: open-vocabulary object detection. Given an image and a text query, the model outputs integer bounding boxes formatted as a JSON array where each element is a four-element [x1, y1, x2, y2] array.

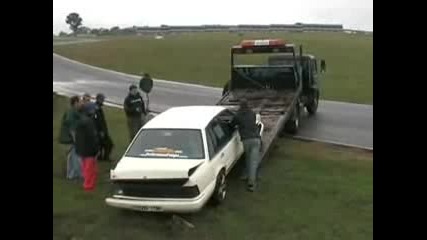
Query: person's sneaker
[[241, 175, 261, 182], [247, 183, 256, 192]]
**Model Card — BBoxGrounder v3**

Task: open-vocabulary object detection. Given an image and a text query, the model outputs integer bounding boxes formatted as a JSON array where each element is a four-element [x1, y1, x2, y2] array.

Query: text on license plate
[[140, 206, 162, 212]]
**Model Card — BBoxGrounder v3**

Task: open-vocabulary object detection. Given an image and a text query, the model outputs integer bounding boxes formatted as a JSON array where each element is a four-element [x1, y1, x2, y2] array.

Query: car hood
[[111, 157, 204, 180]]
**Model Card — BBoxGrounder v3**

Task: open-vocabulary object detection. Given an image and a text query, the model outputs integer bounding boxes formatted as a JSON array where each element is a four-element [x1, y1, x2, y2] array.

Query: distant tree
[[59, 31, 68, 37], [122, 27, 136, 35], [78, 26, 91, 34], [90, 28, 100, 35], [66, 13, 83, 35], [110, 26, 120, 32], [99, 28, 110, 35]]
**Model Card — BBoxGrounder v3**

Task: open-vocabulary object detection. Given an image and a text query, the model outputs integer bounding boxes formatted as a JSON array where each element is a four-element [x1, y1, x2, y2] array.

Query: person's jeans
[[242, 138, 262, 185], [66, 145, 82, 180]]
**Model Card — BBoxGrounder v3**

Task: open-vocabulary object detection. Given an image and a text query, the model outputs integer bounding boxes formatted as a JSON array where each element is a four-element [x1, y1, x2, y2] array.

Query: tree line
[[61, 12, 136, 37]]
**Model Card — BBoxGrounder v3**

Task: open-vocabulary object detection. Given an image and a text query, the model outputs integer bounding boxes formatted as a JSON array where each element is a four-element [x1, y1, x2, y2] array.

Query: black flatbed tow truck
[[218, 39, 323, 160]]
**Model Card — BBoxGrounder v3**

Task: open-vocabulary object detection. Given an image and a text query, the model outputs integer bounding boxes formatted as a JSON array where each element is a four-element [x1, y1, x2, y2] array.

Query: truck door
[[311, 59, 319, 88]]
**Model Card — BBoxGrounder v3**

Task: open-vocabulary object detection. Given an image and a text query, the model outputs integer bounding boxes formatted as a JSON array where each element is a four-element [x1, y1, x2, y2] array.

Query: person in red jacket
[[75, 105, 100, 192]]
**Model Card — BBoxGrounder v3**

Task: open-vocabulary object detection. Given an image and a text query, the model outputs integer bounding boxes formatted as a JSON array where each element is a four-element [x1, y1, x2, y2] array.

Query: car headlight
[[110, 183, 123, 195]]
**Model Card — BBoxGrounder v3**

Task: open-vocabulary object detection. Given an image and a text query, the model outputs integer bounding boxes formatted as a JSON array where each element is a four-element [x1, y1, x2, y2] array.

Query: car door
[[216, 110, 244, 165], [206, 120, 235, 172]]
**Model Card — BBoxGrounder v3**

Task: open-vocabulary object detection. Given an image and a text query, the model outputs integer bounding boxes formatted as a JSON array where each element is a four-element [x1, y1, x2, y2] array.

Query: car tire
[[211, 169, 227, 205]]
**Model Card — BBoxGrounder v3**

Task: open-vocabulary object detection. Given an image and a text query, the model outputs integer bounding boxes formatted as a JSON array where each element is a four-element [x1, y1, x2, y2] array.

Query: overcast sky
[[53, 0, 373, 34]]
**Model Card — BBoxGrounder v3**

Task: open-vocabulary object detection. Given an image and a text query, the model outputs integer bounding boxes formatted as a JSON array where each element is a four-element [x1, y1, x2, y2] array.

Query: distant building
[[133, 23, 344, 35]]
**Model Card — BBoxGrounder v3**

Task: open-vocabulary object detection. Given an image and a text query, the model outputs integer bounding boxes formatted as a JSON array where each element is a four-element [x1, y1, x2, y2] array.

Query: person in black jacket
[[124, 84, 146, 141], [231, 98, 261, 192], [94, 93, 114, 161], [75, 105, 100, 192]]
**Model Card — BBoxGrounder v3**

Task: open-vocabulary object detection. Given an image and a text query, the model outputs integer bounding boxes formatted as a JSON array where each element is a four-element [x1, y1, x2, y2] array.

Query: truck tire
[[306, 90, 319, 115], [211, 169, 227, 205], [285, 103, 301, 135], [222, 81, 230, 96]]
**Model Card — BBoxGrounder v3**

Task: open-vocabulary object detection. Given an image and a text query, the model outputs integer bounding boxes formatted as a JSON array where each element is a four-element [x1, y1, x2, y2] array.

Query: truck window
[[232, 66, 296, 90]]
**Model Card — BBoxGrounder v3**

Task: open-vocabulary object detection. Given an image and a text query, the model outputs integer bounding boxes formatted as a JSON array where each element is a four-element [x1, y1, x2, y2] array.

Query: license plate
[[140, 206, 163, 212]]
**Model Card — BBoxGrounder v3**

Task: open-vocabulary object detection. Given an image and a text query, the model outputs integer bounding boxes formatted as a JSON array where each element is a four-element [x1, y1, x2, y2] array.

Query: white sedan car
[[105, 105, 263, 213]]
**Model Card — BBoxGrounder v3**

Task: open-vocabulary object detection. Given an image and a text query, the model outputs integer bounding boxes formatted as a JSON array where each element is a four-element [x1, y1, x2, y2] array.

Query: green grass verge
[[53, 32, 373, 104], [53, 95, 372, 240]]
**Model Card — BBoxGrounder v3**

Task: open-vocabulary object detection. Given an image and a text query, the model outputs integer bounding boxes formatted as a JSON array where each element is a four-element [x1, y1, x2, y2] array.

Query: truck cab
[[268, 54, 321, 115]]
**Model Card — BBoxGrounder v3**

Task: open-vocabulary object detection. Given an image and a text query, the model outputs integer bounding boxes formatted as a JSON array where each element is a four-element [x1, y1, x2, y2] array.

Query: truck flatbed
[[217, 88, 300, 159]]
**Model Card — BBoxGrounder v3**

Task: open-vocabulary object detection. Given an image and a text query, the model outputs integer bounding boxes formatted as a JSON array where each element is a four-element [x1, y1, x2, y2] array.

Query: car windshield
[[125, 129, 205, 159]]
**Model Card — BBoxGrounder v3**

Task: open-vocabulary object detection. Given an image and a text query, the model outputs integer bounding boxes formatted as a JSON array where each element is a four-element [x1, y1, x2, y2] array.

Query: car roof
[[143, 105, 227, 130]]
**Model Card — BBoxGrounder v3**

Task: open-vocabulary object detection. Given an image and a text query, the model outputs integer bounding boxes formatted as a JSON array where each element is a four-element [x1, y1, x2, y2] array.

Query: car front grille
[[112, 179, 200, 199]]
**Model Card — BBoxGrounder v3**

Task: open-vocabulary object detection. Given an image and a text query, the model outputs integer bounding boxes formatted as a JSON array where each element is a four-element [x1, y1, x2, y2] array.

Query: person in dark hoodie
[[124, 84, 146, 141], [94, 93, 114, 161], [75, 104, 100, 192], [231, 98, 261, 192]]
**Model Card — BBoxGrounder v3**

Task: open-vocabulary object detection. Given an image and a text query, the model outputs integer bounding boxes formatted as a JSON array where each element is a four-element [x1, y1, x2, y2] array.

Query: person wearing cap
[[82, 93, 91, 104], [94, 93, 114, 161], [75, 104, 100, 192], [124, 84, 146, 141], [82, 93, 97, 112], [231, 98, 261, 192]]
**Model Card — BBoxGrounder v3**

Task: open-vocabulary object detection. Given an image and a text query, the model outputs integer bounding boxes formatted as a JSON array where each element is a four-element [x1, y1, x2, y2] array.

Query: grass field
[[53, 32, 373, 104], [53, 95, 373, 240]]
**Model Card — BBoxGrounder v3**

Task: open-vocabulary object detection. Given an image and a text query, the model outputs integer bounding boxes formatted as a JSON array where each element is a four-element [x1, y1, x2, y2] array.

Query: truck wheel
[[306, 90, 319, 115], [285, 103, 300, 135], [211, 170, 227, 205], [222, 81, 230, 96]]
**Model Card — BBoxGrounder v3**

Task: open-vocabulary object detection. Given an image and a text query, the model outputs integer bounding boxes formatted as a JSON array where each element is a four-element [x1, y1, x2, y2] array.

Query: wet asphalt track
[[53, 53, 373, 150]]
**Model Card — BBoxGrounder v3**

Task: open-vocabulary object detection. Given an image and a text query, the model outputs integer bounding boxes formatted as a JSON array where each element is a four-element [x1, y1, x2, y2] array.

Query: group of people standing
[[59, 93, 113, 192], [58, 81, 149, 192]]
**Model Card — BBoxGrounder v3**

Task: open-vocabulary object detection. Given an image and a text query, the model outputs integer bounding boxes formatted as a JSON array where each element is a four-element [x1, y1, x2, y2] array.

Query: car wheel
[[211, 170, 227, 205]]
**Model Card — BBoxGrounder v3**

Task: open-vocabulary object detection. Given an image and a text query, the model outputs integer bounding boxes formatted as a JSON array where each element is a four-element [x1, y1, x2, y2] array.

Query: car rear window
[[125, 129, 205, 159]]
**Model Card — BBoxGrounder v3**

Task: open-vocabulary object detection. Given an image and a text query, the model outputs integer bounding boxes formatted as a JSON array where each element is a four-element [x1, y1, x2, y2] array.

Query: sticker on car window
[[138, 148, 188, 158]]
